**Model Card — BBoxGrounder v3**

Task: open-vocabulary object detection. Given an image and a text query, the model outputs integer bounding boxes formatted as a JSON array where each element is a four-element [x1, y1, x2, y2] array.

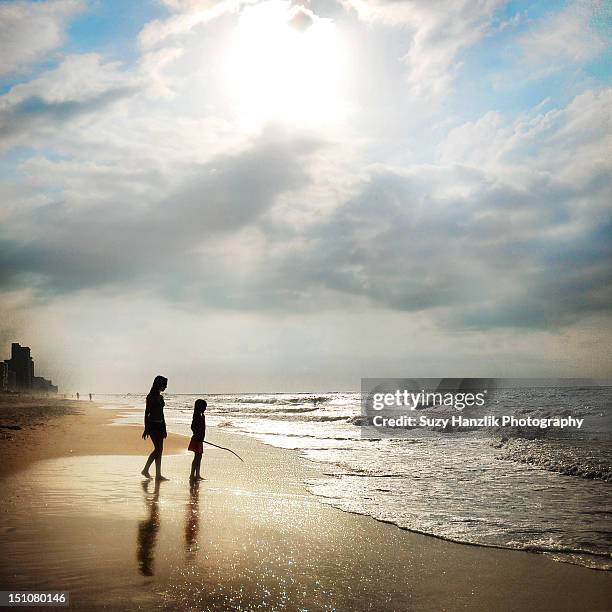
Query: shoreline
[[0, 394, 187, 478], [1, 395, 611, 610]]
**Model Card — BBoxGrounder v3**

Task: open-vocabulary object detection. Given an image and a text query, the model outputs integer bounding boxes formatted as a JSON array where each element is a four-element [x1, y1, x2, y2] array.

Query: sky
[[0, 0, 610, 392]]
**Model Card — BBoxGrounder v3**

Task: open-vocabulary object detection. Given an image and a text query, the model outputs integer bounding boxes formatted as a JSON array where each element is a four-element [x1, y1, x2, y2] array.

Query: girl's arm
[[142, 396, 151, 439]]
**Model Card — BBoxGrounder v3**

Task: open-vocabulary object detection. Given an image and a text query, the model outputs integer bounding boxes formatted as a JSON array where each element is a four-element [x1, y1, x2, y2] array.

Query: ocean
[[97, 386, 612, 570]]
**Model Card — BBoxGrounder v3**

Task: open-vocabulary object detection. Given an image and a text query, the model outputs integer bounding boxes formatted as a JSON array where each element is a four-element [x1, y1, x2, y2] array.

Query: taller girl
[[141, 375, 169, 481]]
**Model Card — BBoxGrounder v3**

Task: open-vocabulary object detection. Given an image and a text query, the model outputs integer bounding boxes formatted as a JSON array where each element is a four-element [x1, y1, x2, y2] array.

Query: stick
[[203, 440, 244, 462]]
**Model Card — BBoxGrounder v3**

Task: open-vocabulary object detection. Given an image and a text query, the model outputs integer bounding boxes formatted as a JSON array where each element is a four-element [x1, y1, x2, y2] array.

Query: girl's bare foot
[[141, 469, 151, 478], [196, 475, 205, 481], [156, 475, 169, 481]]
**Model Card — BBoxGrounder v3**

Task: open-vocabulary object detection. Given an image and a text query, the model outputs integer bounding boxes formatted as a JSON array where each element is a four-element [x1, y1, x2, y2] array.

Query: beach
[[109, 389, 612, 570], [0, 395, 610, 611]]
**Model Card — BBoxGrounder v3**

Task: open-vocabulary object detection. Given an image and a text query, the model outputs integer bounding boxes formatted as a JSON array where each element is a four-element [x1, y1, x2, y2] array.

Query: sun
[[223, 0, 348, 130]]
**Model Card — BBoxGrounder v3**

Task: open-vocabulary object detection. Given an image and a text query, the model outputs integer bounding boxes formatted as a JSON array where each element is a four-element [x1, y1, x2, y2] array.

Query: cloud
[[0, 88, 137, 142], [339, 0, 505, 99], [2, 74, 610, 333], [1, 0, 611, 392], [273, 171, 610, 329], [456, 220, 612, 329], [1, 1, 610, 340], [138, 0, 247, 50], [0, 0, 84, 76], [0, 130, 320, 298], [0, 54, 140, 149], [3, 54, 137, 104], [439, 88, 612, 185], [261, 88, 612, 328], [16, 288, 612, 391], [517, 1, 607, 74]]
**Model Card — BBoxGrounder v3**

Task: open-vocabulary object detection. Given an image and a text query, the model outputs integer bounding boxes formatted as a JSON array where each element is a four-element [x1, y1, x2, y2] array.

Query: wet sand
[[0, 395, 186, 476], [0, 396, 611, 610]]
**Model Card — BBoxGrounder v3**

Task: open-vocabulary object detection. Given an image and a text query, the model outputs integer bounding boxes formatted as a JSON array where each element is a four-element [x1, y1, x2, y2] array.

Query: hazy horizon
[[23, 377, 612, 396], [1, 0, 610, 391]]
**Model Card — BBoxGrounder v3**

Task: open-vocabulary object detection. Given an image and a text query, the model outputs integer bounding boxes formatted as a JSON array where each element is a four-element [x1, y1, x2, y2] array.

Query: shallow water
[[100, 387, 612, 570], [2, 453, 498, 611], [0, 455, 347, 610]]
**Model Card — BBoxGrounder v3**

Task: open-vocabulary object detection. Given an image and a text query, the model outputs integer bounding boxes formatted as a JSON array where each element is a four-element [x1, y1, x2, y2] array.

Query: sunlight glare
[[223, 0, 348, 130]]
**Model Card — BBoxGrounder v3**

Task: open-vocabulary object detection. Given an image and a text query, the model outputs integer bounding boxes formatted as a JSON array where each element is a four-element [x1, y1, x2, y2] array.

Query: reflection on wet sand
[[137, 479, 161, 576], [136, 478, 203, 575], [2, 450, 611, 611], [185, 479, 201, 562]]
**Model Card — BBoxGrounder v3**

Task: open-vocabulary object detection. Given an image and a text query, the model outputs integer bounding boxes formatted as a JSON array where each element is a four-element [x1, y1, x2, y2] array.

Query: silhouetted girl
[[141, 375, 169, 481], [188, 399, 206, 481]]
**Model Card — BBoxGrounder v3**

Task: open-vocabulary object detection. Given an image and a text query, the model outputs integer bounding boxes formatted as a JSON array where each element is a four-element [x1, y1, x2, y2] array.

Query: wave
[[245, 412, 348, 422], [496, 439, 612, 482], [213, 414, 348, 426], [176, 407, 341, 419], [215, 420, 234, 428], [274, 406, 322, 414], [306, 484, 612, 571], [233, 429, 359, 441], [217, 395, 332, 406], [215, 406, 326, 415]]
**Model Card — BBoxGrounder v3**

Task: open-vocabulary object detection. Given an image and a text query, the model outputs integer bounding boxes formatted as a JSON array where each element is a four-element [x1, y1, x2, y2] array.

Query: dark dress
[[188, 413, 205, 454], [145, 393, 166, 437]]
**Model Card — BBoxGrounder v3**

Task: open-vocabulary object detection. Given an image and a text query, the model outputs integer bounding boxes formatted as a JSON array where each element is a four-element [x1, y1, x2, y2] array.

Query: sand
[[0, 395, 610, 611], [0, 395, 186, 475]]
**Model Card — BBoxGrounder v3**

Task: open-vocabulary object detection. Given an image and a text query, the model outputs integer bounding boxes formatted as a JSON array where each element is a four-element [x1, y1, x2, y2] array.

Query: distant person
[[141, 375, 169, 481], [188, 399, 206, 481], [89, 393, 92, 401], [76, 392, 80, 400]]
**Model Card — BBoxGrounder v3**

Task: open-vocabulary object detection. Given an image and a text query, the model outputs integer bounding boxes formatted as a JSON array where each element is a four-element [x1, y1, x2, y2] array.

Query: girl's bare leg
[[195, 454, 204, 479], [148, 431, 167, 480], [141, 453, 155, 478], [142, 444, 156, 478]]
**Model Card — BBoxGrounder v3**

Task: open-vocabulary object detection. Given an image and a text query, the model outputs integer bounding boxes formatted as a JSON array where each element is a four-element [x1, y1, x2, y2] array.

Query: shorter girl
[[188, 399, 206, 481]]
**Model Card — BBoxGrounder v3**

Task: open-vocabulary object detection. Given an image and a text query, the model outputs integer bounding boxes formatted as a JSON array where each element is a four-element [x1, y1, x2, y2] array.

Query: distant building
[[6, 343, 33, 389], [32, 376, 58, 393], [2, 342, 57, 393], [0, 362, 8, 391], [6, 368, 16, 391]]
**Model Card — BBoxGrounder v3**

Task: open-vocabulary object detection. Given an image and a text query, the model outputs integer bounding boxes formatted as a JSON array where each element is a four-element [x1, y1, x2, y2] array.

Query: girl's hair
[[149, 375, 168, 395], [194, 398, 207, 412]]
